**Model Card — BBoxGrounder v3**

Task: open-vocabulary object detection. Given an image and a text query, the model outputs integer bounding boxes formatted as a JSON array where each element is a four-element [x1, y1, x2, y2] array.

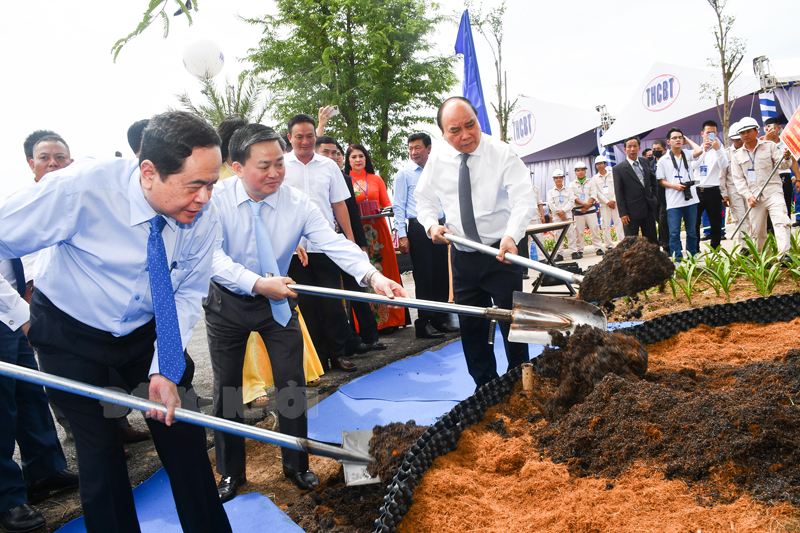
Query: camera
[[681, 180, 696, 201]]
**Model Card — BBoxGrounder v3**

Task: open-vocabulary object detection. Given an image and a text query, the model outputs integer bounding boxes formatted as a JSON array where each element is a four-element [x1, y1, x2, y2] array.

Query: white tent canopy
[[602, 62, 760, 145], [509, 96, 600, 163]]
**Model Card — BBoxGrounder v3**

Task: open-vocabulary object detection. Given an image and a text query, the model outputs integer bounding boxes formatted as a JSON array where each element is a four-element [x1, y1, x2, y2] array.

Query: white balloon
[[182, 39, 225, 78]]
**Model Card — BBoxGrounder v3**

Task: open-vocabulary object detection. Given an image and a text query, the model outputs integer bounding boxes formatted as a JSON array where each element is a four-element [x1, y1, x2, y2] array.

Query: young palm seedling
[[738, 234, 785, 297]]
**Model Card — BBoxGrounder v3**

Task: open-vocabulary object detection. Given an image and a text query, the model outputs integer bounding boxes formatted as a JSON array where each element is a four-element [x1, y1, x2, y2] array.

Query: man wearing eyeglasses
[[656, 128, 703, 260]]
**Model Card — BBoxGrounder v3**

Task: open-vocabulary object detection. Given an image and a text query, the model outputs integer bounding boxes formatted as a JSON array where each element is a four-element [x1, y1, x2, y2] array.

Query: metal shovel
[[289, 285, 606, 345], [444, 233, 584, 285]]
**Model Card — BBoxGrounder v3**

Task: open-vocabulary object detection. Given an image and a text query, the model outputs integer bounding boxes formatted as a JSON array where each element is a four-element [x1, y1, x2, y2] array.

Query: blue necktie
[[147, 215, 186, 384], [633, 161, 645, 186], [10, 258, 25, 297], [458, 153, 482, 244], [248, 200, 291, 327]]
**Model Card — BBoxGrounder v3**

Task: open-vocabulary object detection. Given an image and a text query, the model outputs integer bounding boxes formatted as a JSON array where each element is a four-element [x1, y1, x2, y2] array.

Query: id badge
[[747, 169, 756, 183], [580, 193, 586, 201], [602, 186, 609, 194], [699, 165, 708, 177], [558, 195, 564, 203]]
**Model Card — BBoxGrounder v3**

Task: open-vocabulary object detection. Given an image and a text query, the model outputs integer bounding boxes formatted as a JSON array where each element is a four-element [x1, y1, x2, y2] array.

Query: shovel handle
[[0, 361, 373, 464], [288, 284, 512, 322], [443, 234, 584, 285]]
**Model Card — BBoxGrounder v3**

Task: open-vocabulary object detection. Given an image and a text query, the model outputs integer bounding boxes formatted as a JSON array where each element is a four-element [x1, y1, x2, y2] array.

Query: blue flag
[[455, 10, 492, 135]]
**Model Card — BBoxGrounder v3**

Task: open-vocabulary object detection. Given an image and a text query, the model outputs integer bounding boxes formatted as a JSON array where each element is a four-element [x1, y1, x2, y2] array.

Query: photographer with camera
[[656, 127, 701, 260]]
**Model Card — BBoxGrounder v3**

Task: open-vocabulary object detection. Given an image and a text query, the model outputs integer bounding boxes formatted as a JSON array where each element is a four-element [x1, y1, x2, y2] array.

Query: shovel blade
[[341, 430, 381, 486], [508, 292, 606, 344]]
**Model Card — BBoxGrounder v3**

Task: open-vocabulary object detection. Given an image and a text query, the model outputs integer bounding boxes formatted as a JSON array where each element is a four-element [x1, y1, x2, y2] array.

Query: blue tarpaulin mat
[[56, 468, 302, 533]]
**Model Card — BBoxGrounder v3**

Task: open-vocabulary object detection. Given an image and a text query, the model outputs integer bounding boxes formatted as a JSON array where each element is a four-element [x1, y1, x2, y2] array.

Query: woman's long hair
[[344, 143, 376, 175]]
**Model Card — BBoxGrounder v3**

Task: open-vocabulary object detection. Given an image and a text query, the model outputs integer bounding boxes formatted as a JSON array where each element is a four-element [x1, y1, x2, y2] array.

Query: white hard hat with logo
[[737, 117, 760, 134], [574, 161, 588, 170], [594, 155, 608, 165], [552, 169, 564, 178]]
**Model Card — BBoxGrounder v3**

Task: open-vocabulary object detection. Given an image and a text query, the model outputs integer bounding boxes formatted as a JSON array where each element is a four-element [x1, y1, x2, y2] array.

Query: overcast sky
[[2, 0, 799, 197]]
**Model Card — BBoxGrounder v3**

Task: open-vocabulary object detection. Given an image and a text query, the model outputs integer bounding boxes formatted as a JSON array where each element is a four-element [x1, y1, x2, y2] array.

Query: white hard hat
[[552, 169, 564, 178], [737, 117, 759, 134], [574, 161, 588, 170], [594, 155, 608, 165], [729, 121, 741, 140]]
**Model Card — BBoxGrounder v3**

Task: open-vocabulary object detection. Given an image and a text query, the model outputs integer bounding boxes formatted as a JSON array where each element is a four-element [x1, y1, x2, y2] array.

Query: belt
[[215, 282, 265, 302], [408, 217, 446, 225]]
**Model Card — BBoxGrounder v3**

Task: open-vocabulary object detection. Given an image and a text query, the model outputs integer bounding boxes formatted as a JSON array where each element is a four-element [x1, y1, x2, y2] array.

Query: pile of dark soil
[[284, 421, 427, 532], [578, 236, 674, 303], [536, 325, 648, 419], [537, 352, 800, 505], [367, 421, 428, 482]]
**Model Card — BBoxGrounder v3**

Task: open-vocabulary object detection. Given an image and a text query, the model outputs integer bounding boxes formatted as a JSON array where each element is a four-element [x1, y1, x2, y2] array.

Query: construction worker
[[729, 117, 792, 260], [546, 169, 576, 261], [591, 155, 622, 250], [568, 161, 603, 258], [719, 122, 749, 252]]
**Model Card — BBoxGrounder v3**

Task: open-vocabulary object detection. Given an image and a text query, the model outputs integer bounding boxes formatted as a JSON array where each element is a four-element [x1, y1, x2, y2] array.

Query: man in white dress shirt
[[205, 124, 406, 500], [284, 113, 359, 372], [415, 97, 536, 389], [691, 120, 729, 250]]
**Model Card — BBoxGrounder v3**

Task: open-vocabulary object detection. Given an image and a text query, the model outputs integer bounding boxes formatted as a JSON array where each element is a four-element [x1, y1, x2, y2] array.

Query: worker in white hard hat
[[729, 116, 793, 261], [591, 155, 623, 250], [719, 122, 750, 251], [546, 169, 576, 261], [567, 161, 603, 259]]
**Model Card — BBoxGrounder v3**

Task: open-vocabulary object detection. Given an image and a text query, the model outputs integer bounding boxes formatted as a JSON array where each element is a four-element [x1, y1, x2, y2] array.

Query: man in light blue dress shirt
[[0, 112, 231, 532], [394, 132, 456, 339], [205, 124, 407, 500]]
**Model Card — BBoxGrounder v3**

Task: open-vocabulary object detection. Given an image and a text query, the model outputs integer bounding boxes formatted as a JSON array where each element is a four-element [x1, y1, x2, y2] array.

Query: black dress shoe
[[571, 252, 581, 260], [555, 254, 564, 262], [522, 271, 529, 279], [416, 323, 445, 339], [0, 504, 45, 533], [331, 357, 357, 372], [217, 473, 247, 504], [431, 322, 459, 334], [27, 469, 79, 503], [283, 467, 319, 491], [596, 248, 604, 256], [119, 424, 151, 443], [360, 341, 387, 352]]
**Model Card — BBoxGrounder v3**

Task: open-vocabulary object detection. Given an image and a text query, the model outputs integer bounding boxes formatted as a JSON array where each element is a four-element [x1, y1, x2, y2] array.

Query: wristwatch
[[364, 268, 379, 287]]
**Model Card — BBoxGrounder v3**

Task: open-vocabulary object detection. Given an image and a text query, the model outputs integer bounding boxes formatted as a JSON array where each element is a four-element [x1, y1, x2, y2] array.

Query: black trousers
[[695, 186, 723, 248], [28, 291, 230, 533], [288, 253, 351, 363], [657, 201, 670, 250], [407, 218, 450, 328], [622, 208, 658, 245], [0, 322, 67, 513], [341, 272, 379, 345], [451, 241, 529, 389], [203, 282, 307, 477]]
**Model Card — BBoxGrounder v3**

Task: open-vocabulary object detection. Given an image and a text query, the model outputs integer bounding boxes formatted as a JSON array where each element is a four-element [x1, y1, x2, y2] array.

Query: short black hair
[[32, 135, 70, 156], [701, 119, 719, 131], [315, 135, 338, 148], [764, 117, 780, 127], [623, 136, 640, 148], [217, 115, 249, 161], [666, 127, 683, 140], [408, 132, 431, 148], [436, 97, 479, 131], [139, 112, 221, 180], [287, 114, 316, 135], [643, 148, 653, 156], [344, 144, 376, 175], [127, 119, 150, 154], [24, 130, 58, 160], [652, 139, 667, 149], [229, 123, 285, 165]]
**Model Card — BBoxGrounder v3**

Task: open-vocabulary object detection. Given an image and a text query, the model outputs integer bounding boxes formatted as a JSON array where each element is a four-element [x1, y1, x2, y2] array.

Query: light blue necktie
[[248, 200, 291, 327], [147, 215, 186, 384]]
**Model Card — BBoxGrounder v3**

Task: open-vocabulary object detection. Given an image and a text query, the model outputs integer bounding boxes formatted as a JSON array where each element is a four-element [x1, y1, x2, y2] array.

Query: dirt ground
[[398, 319, 800, 532]]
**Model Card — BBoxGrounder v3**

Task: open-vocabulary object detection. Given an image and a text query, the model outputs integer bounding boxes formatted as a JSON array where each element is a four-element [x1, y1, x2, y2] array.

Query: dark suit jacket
[[612, 157, 658, 220], [341, 170, 368, 248]]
